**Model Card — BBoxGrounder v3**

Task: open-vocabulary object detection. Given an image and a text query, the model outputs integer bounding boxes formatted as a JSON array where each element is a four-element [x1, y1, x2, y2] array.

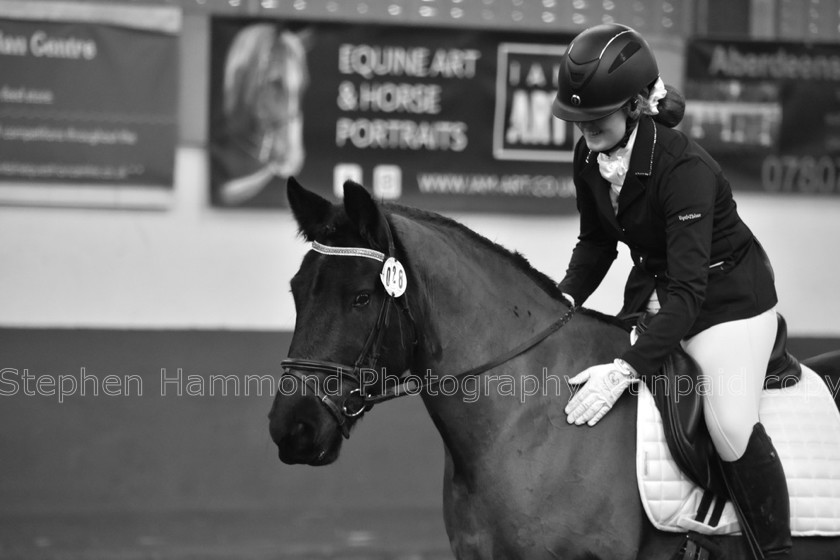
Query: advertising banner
[[685, 39, 840, 195], [209, 18, 578, 213], [0, 3, 179, 207]]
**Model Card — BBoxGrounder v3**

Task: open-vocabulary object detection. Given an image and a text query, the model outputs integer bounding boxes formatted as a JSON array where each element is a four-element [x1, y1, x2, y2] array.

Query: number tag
[[380, 257, 407, 298]]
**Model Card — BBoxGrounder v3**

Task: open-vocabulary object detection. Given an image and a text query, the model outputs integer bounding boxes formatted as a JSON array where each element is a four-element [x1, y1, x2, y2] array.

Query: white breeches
[[681, 308, 778, 461]]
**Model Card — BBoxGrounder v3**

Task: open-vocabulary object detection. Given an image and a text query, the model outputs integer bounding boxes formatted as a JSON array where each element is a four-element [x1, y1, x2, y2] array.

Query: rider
[[553, 23, 791, 559]]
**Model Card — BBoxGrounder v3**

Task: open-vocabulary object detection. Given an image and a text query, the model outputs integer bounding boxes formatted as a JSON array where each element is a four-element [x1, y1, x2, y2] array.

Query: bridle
[[280, 216, 416, 438], [280, 214, 576, 438]]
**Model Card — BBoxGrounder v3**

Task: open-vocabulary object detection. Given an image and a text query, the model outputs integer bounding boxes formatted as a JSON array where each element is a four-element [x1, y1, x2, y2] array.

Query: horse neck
[[390, 212, 634, 482], [392, 212, 565, 374]]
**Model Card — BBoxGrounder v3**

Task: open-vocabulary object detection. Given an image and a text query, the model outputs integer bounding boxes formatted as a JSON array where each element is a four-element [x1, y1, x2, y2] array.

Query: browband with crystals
[[311, 241, 385, 262]]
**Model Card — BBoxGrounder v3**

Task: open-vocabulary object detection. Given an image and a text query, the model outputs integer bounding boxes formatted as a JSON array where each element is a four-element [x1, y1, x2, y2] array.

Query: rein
[[280, 215, 576, 438], [365, 305, 575, 406]]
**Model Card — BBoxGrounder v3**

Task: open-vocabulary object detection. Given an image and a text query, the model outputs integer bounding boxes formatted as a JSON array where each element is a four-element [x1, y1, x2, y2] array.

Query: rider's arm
[[558, 144, 618, 306]]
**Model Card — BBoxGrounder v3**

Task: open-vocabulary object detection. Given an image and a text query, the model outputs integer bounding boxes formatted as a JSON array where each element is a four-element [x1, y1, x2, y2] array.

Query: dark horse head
[[269, 178, 417, 465]]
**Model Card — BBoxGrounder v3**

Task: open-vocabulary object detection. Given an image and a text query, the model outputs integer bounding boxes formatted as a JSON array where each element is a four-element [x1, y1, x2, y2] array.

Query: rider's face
[[576, 109, 627, 153]]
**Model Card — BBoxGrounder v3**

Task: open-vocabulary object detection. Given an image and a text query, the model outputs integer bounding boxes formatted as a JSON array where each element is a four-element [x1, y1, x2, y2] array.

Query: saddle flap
[[644, 349, 723, 494], [765, 313, 801, 389]]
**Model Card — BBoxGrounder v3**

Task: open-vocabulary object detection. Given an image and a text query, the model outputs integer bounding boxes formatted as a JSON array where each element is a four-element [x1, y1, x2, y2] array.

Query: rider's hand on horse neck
[[565, 359, 638, 426]]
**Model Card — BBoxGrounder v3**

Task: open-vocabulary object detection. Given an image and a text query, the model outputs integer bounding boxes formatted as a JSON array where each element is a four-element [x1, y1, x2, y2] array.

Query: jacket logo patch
[[678, 213, 702, 222]]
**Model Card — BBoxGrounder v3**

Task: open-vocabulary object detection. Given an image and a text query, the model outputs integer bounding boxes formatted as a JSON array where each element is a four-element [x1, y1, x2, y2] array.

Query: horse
[[217, 24, 308, 205], [268, 177, 840, 559]]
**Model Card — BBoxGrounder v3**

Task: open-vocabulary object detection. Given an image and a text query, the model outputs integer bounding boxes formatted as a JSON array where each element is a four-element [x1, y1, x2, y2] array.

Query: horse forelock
[[295, 206, 359, 248]]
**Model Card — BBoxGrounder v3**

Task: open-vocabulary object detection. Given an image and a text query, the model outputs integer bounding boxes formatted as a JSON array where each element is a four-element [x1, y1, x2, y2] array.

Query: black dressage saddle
[[640, 313, 801, 496]]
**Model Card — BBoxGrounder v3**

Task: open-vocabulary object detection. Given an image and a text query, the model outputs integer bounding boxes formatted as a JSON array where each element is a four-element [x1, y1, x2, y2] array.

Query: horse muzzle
[[268, 393, 343, 466]]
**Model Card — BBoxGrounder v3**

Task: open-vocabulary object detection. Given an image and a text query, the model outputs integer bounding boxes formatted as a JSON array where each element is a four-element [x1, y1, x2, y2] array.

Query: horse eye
[[353, 293, 371, 308]]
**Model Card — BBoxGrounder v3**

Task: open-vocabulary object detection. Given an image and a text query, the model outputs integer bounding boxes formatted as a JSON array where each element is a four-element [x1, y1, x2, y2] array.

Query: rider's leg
[[683, 309, 774, 460], [682, 308, 792, 559]]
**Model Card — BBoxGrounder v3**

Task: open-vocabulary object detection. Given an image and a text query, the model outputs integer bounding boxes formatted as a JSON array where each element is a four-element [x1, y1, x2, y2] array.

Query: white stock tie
[[597, 126, 639, 212], [597, 151, 630, 187]]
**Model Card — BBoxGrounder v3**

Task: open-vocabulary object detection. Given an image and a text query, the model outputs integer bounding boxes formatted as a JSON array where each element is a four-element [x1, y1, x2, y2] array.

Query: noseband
[[281, 214, 576, 439]]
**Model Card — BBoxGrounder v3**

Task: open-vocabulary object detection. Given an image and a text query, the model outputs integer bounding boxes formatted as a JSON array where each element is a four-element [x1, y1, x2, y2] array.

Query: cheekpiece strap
[[311, 241, 385, 262]]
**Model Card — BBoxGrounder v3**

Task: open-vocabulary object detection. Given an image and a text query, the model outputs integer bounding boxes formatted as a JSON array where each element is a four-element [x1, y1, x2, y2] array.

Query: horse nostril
[[291, 420, 313, 441], [269, 396, 330, 464], [277, 417, 317, 453]]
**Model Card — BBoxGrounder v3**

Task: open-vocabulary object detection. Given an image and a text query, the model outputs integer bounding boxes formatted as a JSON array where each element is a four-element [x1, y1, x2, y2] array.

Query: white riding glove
[[565, 359, 638, 426]]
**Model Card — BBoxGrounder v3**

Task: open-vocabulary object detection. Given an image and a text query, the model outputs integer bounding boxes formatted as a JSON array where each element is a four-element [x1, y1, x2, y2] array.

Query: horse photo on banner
[[209, 22, 310, 207]]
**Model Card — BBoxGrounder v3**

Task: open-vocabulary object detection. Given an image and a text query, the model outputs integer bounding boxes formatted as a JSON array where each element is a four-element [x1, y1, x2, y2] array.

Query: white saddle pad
[[637, 366, 840, 536]]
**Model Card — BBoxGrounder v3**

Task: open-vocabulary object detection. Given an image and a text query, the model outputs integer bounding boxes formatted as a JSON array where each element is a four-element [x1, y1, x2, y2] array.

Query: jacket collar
[[580, 117, 658, 223], [626, 116, 656, 177]]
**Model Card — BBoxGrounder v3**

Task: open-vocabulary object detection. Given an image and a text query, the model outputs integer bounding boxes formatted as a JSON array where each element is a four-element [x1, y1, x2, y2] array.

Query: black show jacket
[[558, 116, 777, 377]]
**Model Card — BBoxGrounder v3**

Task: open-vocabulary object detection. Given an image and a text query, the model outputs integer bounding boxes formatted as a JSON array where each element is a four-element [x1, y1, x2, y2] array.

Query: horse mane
[[382, 203, 626, 329], [385, 203, 561, 296]]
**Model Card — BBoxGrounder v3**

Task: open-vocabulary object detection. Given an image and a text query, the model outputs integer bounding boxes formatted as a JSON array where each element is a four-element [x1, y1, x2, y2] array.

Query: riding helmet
[[552, 23, 659, 122]]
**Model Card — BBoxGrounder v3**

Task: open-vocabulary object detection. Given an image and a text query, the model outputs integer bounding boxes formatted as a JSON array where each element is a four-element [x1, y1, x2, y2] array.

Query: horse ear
[[343, 181, 387, 250], [287, 177, 332, 241]]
